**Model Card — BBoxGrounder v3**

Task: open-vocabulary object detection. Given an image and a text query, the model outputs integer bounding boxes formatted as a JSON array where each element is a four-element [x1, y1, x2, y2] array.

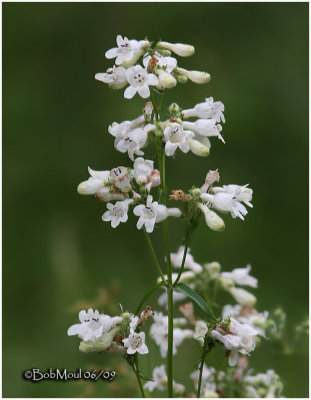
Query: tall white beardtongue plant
[[67, 36, 286, 398]]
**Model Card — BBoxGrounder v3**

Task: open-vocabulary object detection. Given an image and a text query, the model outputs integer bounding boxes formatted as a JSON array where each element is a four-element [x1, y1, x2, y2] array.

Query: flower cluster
[[67, 307, 152, 356], [69, 35, 290, 399], [95, 35, 209, 99]]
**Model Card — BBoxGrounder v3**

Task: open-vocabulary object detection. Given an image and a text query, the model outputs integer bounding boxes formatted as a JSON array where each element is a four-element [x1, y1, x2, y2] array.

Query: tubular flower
[[95, 65, 127, 89], [133, 195, 181, 233], [213, 184, 253, 208], [105, 35, 149, 67], [122, 331, 149, 355], [132, 157, 154, 184], [198, 203, 225, 231], [158, 41, 195, 57], [163, 122, 194, 156], [102, 199, 134, 228], [211, 318, 259, 366], [124, 65, 158, 99], [221, 265, 258, 288], [182, 97, 225, 123], [201, 192, 249, 220], [183, 119, 225, 143], [77, 167, 110, 195], [67, 309, 122, 343], [176, 67, 210, 84]]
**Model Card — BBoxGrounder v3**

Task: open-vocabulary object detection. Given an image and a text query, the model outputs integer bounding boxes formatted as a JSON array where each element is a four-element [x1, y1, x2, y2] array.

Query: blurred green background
[[3, 2, 308, 398]]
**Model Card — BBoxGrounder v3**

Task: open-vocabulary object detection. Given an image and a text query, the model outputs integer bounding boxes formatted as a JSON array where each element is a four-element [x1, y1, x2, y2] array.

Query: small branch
[[144, 230, 167, 284]]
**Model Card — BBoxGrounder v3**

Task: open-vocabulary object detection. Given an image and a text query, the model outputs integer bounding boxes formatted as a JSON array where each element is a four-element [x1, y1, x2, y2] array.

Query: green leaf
[[135, 281, 166, 315], [173, 283, 217, 322], [138, 371, 154, 382]]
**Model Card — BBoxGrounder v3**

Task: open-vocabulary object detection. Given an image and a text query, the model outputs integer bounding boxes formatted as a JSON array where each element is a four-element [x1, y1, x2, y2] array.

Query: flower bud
[[158, 41, 195, 57], [156, 47, 172, 57], [156, 69, 177, 89], [168, 102, 181, 116], [192, 188, 202, 197], [219, 276, 234, 290], [79, 326, 120, 353], [228, 287, 257, 306], [176, 67, 210, 84], [108, 81, 128, 90], [204, 261, 221, 279], [167, 208, 182, 218], [93, 327, 120, 351], [155, 125, 163, 137], [143, 101, 154, 120], [198, 203, 225, 231], [188, 139, 210, 157], [175, 74, 188, 84], [79, 341, 96, 353]]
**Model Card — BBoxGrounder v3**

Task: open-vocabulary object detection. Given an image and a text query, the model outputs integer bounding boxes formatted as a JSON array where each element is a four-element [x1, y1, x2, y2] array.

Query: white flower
[[156, 69, 177, 89], [183, 119, 225, 143], [150, 312, 193, 357], [122, 331, 148, 355], [129, 315, 139, 332], [67, 309, 122, 343], [102, 199, 133, 228], [200, 192, 248, 221], [182, 97, 225, 123], [94, 187, 125, 202], [193, 320, 208, 345], [158, 41, 195, 57], [204, 261, 221, 279], [109, 167, 132, 192], [170, 246, 203, 273], [200, 170, 220, 193], [198, 203, 225, 231], [228, 287, 257, 306], [115, 125, 154, 161], [163, 122, 194, 156], [108, 115, 145, 145], [213, 184, 253, 208], [187, 137, 210, 157], [144, 365, 185, 394], [145, 170, 161, 191], [244, 369, 277, 386], [124, 65, 158, 99], [222, 304, 269, 337], [133, 195, 181, 233], [222, 265, 258, 288], [211, 318, 259, 366], [176, 67, 210, 84], [243, 369, 283, 398], [132, 157, 154, 184], [77, 167, 110, 195], [105, 35, 148, 67], [190, 365, 216, 390], [95, 65, 127, 89], [143, 53, 177, 89], [143, 53, 177, 73], [144, 365, 167, 392]]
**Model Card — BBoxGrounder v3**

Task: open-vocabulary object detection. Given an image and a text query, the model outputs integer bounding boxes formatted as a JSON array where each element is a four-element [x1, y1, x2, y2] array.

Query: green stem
[[152, 90, 173, 397], [144, 230, 167, 284], [167, 284, 173, 398], [197, 358, 204, 398], [173, 239, 189, 286], [160, 146, 173, 398], [132, 356, 145, 398]]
